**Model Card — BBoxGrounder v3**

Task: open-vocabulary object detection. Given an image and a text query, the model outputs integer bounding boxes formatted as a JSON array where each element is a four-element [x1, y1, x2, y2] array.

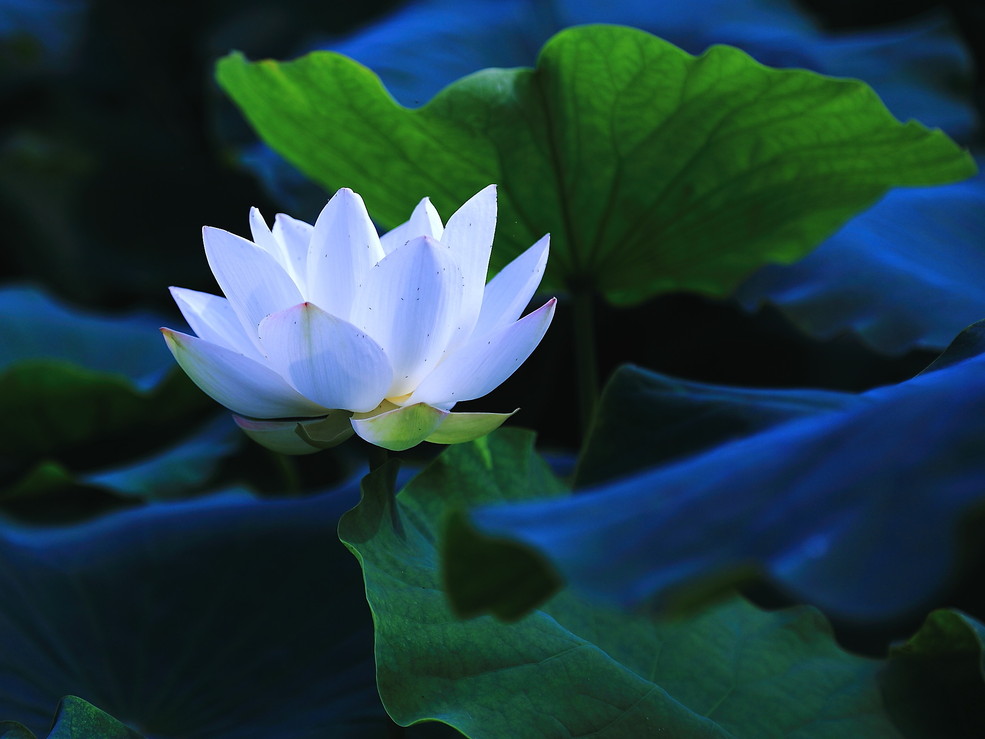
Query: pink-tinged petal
[[425, 409, 517, 445], [472, 235, 550, 339], [406, 298, 557, 407], [305, 188, 385, 321], [380, 197, 444, 254], [352, 236, 464, 398], [258, 302, 392, 413], [234, 411, 353, 455], [202, 226, 303, 346], [169, 287, 263, 360], [161, 328, 330, 419], [350, 402, 447, 452], [439, 185, 497, 349], [272, 213, 313, 287]]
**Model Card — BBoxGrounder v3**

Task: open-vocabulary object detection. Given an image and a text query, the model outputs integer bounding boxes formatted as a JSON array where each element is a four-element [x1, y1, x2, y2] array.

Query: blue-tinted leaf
[[0, 482, 386, 737], [452, 342, 985, 623], [0, 287, 210, 490], [80, 415, 241, 500], [0, 0, 88, 72], [575, 364, 854, 488], [738, 167, 985, 354], [0, 286, 169, 390]]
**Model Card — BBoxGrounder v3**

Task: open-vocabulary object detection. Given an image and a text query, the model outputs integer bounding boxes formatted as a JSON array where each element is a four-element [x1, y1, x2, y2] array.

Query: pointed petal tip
[[424, 408, 518, 445]]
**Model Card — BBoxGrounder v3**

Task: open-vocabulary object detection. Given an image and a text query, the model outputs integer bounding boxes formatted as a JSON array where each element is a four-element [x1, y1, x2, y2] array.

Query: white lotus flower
[[162, 185, 554, 453]]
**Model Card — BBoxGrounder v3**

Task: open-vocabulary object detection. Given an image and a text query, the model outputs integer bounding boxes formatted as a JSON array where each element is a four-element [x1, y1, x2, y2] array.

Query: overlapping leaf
[[218, 24, 974, 305], [339, 430, 902, 737], [0, 483, 386, 737], [738, 167, 985, 354], [0, 287, 221, 502], [447, 328, 985, 624]]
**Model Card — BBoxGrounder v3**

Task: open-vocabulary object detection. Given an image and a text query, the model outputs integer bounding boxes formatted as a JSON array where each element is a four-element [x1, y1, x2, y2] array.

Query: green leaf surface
[[880, 609, 985, 737], [218, 25, 975, 304], [47, 697, 142, 739], [0, 697, 144, 739], [339, 430, 900, 737]]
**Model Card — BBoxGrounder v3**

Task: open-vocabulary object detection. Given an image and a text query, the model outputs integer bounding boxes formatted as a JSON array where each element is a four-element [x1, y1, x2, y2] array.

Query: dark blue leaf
[[0, 481, 387, 738], [576, 364, 854, 488], [0, 286, 171, 391], [459, 346, 985, 623], [738, 167, 985, 355]]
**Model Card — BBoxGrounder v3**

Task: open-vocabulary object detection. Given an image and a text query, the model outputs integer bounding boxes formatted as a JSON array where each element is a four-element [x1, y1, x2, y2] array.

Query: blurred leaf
[[0, 722, 35, 739], [218, 24, 974, 305], [0, 480, 388, 737], [0, 287, 218, 503], [880, 609, 985, 737], [0, 361, 195, 459], [448, 334, 985, 624], [0, 286, 168, 388], [575, 363, 854, 488], [80, 415, 240, 500], [738, 167, 985, 354], [339, 430, 900, 736]]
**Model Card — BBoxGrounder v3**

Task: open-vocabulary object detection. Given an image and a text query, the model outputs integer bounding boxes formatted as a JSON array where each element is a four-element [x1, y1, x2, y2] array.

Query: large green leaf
[[339, 430, 900, 737], [217, 25, 975, 304]]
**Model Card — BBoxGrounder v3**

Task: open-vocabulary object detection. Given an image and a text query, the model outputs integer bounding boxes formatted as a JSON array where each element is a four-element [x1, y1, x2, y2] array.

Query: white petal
[[350, 402, 447, 452], [425, 409, 517, 445], [234, 412, 354, 455], [471, 234, 550, 339], [202, 226, 303, 348], [439, 185, 497, 350], [249, 207, 281, 260], [169, 287, 263, 360], [406, 298, 556, 406], [305, 189, 385, 321], [161, 328, 330, 419], [272, 213, 313, 287], [351, 236, 464, 398], [258, 302, 392, 413], [380, 197, 444, 254]]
